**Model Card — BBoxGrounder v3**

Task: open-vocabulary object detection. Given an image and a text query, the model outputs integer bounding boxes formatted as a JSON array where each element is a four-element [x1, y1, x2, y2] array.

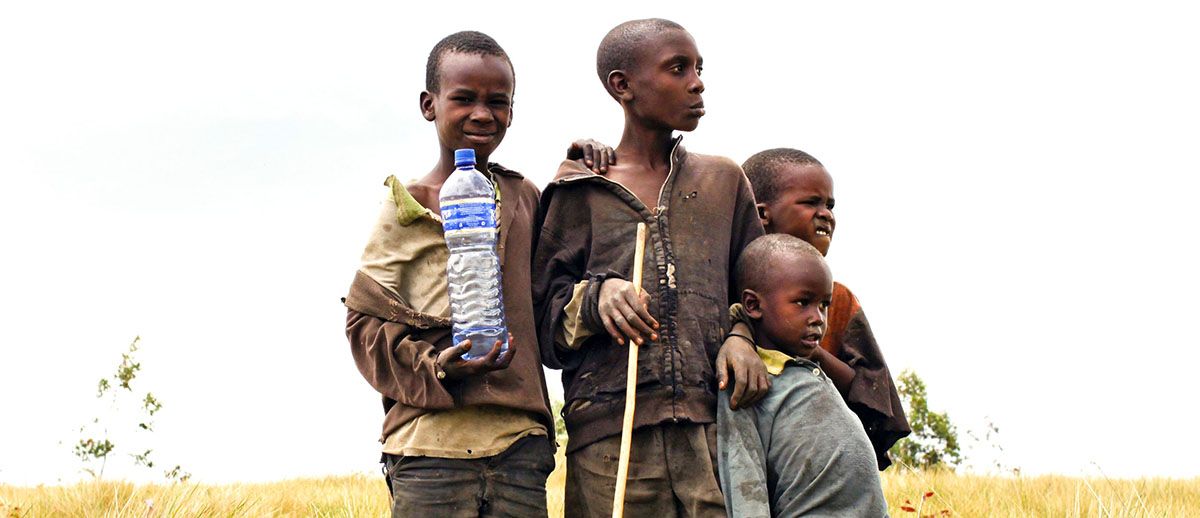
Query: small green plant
[[890, 369, 962, 471], [550, 399, 569, 446], [73, 336, 190, 482]]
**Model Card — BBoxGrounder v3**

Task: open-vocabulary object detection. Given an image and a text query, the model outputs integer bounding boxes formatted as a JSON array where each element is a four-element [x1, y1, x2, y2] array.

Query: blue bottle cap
[[454, 148, 476, 168]]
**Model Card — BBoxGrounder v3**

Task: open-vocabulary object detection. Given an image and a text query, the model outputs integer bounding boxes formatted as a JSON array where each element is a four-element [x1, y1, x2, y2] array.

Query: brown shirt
[[532, 137, 765, 452], [344, 164, 554, 447]]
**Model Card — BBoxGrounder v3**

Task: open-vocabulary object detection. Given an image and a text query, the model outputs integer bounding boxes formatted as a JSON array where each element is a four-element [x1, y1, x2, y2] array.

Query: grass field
[[4, 453, 1198, 517]]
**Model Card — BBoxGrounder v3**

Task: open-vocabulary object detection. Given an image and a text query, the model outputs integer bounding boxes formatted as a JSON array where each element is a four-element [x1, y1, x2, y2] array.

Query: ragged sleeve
[[344, 271, 456, 411], [531, 186, 591, 370], [831, 284, 912, 470]]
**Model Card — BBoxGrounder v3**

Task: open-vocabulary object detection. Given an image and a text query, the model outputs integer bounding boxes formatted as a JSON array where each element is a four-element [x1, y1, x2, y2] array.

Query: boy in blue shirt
[[718, 234, 887, 517]]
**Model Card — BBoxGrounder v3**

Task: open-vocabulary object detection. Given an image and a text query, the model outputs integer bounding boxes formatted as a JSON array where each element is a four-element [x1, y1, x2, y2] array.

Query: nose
[[808, 306, 826, 329], [816, 205, 834, 224], [470, 101, 494, 123], [690, 72, 704, 95]]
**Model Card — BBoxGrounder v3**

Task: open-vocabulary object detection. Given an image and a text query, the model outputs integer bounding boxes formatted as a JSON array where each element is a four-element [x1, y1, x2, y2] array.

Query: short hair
[[596, 18, 686, 96], [425, 31, 515, 93], [735, 234, 826, 294], [742, 148, 825, 204]]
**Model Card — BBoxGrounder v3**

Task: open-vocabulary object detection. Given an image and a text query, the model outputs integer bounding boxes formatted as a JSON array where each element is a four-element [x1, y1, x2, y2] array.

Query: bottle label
[[441, 199, 498, 232]]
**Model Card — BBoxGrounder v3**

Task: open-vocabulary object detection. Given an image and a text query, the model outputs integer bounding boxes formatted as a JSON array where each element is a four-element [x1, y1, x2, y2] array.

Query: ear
[[607, 70, 633, 102], [420, 91, 435, 122], [742, 289, 764, 320], [756, 202, 771, 229]]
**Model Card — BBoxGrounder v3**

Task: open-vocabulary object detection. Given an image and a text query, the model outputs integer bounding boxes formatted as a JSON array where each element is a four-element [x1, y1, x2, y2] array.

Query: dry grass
[[4, 458, 1198, 517], [880, 468, 1200, 517], [0, 475, 389, 517]]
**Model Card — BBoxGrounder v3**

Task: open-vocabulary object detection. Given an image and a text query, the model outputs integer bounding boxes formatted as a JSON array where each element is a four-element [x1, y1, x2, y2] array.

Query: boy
[[740, 148, 910, 469], [342, 31, 613, 517], [718, 234, 888, 517], [532, 18, 769, 517]]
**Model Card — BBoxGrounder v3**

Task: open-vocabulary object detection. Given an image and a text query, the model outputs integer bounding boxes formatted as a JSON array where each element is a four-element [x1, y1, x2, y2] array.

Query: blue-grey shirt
[[718, 353, 889, 517]]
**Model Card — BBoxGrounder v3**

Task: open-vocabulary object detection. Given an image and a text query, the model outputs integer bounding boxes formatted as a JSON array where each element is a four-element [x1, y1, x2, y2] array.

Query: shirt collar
[[756, 346, 794, 376]]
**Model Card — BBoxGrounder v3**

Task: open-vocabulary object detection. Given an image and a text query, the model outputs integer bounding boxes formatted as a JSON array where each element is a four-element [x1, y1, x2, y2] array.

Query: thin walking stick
[[612, 222, 647, 518]]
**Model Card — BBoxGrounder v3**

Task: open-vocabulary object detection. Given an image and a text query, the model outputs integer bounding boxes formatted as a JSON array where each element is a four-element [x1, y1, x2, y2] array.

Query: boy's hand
[[598, 278, 658, 346], [567, 139, 617, 174], [717, 336, 770, 410], [436, 334, 515, 381]]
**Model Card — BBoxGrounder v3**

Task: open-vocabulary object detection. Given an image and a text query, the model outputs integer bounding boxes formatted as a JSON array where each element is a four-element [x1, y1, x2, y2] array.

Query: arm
[[812, 347, 855, 397], [828, 289, 912, 469], [717, 389, 773, 518], [531, 193, 594, 370], [345, 308, 457, 410], [717, 174, 771, 409]]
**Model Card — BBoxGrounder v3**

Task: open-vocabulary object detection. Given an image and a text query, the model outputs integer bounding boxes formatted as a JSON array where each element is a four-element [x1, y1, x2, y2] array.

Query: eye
[[669, 64, 684, 74], [696, 65, 703, 76], [451, 95, 471, 104], [827, 201, 835, 210], [820, 300, 831, 310]]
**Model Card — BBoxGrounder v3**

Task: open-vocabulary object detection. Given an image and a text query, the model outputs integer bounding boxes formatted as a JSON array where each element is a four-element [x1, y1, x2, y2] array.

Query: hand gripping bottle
[[439, 148, 508, 359]]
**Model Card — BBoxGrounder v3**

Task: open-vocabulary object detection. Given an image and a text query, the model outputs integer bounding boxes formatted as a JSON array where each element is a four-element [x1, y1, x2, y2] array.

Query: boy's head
[[421, 31, 516, 166], [596, 19, 706, 132], [743, 148, 836, 256], [736, 234, 833, 358]]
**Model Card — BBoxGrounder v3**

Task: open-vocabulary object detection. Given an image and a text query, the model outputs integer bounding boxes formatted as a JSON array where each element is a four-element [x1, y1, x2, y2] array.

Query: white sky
[[2, 1, 1198, 484]]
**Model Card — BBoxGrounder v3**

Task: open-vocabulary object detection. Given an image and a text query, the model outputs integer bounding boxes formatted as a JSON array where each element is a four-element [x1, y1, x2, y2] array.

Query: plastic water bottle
[[439, 148, 508, 360]]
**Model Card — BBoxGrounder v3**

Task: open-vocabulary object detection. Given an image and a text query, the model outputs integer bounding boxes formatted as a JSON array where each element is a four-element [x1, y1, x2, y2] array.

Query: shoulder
[[490, 163, 540, 198], [684, 152, 743, 176], [832, 282, 861, 307], [829, 281, 864, 328], [488, 162, 525, 180], [682, 152, 752, 196]]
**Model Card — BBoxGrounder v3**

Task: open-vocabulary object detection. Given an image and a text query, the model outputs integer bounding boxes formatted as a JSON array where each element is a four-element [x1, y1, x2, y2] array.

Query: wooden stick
[[612, 222, 647, 518]]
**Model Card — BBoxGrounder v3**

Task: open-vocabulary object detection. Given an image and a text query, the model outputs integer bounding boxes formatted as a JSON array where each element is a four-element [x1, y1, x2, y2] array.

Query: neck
[[615, 116, 677, 173], [424, 149, 491, 185], [751, 325, 793, 357]]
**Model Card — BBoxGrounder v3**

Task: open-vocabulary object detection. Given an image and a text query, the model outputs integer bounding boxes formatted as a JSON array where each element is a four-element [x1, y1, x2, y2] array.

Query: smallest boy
[[718, 234, 887, 517]]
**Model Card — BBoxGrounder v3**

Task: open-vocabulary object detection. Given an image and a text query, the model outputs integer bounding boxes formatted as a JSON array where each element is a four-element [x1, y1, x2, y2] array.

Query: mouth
[[464, 131, 496, 144], [813, 226, 833, 238], [688, 102, 705, 117], [799, 332, 823, 350]]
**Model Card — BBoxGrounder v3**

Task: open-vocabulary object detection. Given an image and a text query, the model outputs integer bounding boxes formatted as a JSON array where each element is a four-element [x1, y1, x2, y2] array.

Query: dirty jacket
[[532, 138, 764, 452], [344, 164, 554, 444]]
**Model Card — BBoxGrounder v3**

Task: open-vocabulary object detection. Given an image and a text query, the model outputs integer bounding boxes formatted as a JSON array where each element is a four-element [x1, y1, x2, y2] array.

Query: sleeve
[[729, 303, 755, 338], [532, 188, 602, 370], [835, 302, 912, 470], [557, 280, 596, 350], [345, 308, 457, 410], [717, 390, 773, 518], [728, 171, 766, 304]]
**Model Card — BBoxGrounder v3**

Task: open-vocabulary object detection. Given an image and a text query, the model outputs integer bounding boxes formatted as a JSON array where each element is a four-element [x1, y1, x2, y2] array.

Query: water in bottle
[[439, 148, 508, 359]]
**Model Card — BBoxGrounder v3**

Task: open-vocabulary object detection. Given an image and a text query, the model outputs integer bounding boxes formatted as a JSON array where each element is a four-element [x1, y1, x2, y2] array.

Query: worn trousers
[[564, 422, 726, 518], [383, 435, 555, 518]]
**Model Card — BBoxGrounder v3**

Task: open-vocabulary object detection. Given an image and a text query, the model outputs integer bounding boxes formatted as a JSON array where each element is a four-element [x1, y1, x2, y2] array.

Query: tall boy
[[718, 234, 888, 517], [532, 18, 768, 517], [740, 148, 910, 469], [343, 31, 612, 517]]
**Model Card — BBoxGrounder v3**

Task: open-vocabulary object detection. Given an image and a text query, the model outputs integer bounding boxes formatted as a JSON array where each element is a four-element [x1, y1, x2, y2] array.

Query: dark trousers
[[383, 435, 555, 518], [564, 423, 726, 518]]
